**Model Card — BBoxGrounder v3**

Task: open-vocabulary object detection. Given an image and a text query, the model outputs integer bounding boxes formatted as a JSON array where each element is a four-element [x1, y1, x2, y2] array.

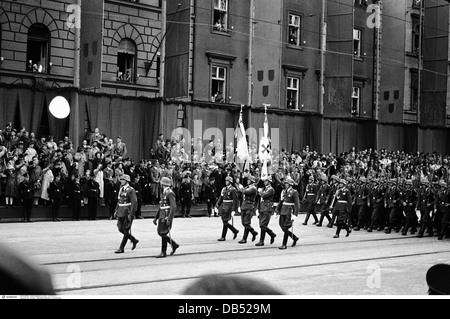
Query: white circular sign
[[49, 96, 70, 119]]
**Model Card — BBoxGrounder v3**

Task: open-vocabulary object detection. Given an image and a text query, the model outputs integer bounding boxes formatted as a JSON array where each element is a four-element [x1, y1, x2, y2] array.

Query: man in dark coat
[[18, 173, 34, 223], [114, 174, 139, 254], [204, 176, 217, 217], [153, 177, 179, 258], [86, 171, 100, 221], [179, 171, 193, 218], [238, 175, 258, 244], [330, 179, 353, 238], [48, 174, 65, 222], [71, 175, 84, 221]]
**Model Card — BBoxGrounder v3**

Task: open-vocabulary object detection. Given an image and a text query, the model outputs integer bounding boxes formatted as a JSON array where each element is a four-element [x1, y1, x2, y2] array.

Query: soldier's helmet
[[247, 175, 256, 183], [120, 174, 131, 183], [261, 175, 272, 182], [225, 176, 234, 183], [405, 179, 413, 186], [339, 179, 348, 186], [160, 177, 172, 186], [284, 176, 295, 186], [439, 180, 447, 188]]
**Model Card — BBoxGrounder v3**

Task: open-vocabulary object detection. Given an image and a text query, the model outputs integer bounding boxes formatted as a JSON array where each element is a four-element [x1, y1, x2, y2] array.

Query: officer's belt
[[283, 202, 295, 206], [307, 193, 315, 196], [337, 200, 347, 203], [223, 200, 233, 203], [118, 203, 131, 207], [160, 206, 170, 210]]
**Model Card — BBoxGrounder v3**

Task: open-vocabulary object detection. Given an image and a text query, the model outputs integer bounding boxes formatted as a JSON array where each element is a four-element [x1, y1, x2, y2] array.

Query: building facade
[[1, 0, 449, 161]]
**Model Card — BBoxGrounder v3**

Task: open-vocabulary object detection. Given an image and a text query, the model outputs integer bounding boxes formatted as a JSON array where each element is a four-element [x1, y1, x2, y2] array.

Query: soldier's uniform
[[385, 180, 402, 233], [215, 176, 239, 241], [238, 176, 258, 244], [331, 179, 352, 238], [18, 176, 34, 223], [114, 175, 139, 254], [417, 181, 435, 237], [302, 178, 319, 225], [276, 177, 299, 250], [316, 178, 332, 227], [153, 177, 179, 257], [131, 177, 143, 219], [436, 181, 450, 240], [179, 172, 193, 218], [87, 177, 100, 221], [354, 177, 370, 231], [328, 176, 340, 228], [368, 179, 384, 232], [400, 180, 418, 235], [255, 177, 277, 246]]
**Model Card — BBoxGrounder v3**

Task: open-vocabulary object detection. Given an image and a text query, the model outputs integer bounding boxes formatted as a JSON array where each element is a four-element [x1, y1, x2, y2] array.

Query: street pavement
[[1, 214, 449, 297]]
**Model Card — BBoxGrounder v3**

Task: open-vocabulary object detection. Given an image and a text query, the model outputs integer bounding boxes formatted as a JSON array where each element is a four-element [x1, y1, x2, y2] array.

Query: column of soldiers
[[298, 174, 450, 240]]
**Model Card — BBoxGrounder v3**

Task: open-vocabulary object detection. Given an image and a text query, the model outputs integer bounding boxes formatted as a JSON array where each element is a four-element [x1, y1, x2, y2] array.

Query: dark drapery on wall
[[322, 118, 376, 155], [378, 123, 418, 153], [83, 94, 161, 160], [419, 128, 450, 155]]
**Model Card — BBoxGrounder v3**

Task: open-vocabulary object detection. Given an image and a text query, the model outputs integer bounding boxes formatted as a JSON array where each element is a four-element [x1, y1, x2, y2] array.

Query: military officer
[[276, 176, 299, 250], [238, 175, 258, 244], [114, 174, 139, 254], [71, 175, 84, 221], [436, 181, 450, 240], [353, 177, 370, 231], [400, 179, 418, 235], [153, 177, 180, 257], [417, 180, 435, 238], [316, 176, 332, 227], [215, 176, 240, 241], [367, 178, 385, 232], [385, 179, 402, 234], [255, 176, 277, 246], [302, 175, 319, 225], [330, 179, 352, 238]]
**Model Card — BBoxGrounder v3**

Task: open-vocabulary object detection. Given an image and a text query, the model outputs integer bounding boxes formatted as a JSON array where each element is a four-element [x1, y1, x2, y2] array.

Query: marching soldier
[[114, 174, 139, 254], [276, 176, 299, 250], [106, 176, 120, 220], [238, 175, 258, 244], [302, 175, 319, 225], [215, 176, 240, 241], [327, 175, 340, 228], [18, 173, 34, 223], [385, 179, 402, 234], [330, 179, 352, 238], [367, 179, 385, 232], [153, 177, 179, 257], [400, 179, 418, 236], [353, 177, 370, 231], [436, 180, 450, 240], [417, 180, 435, 238], [315, 176, 332, 227], [255, 176, 277, 246]]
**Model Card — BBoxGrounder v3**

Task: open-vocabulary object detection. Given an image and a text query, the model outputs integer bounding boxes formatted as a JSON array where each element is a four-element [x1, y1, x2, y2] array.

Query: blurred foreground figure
[[0, 244, 54, 295], [426, 263, 450, 295], [182, 274, 283, 295]]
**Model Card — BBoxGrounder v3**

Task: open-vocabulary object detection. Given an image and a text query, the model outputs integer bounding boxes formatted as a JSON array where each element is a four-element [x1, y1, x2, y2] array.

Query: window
[[288, 14, 301, 46], [410, 72, 419, 112], [354, 0, 368, 7], [351, 86, 361, 116], [353, 29, 362, 58], [287, 77, 300, 110], [27, 24, 50, 73], [211, 65, 226, 103], [117, 38, 137, 83], [213, 0, 228, 32], [412, 18, 421, 55]]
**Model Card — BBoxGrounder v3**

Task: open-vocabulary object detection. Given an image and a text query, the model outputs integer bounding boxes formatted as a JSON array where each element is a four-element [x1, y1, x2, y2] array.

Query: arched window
[[117, 38, 137, 83], [26, 24, 50, 73]]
